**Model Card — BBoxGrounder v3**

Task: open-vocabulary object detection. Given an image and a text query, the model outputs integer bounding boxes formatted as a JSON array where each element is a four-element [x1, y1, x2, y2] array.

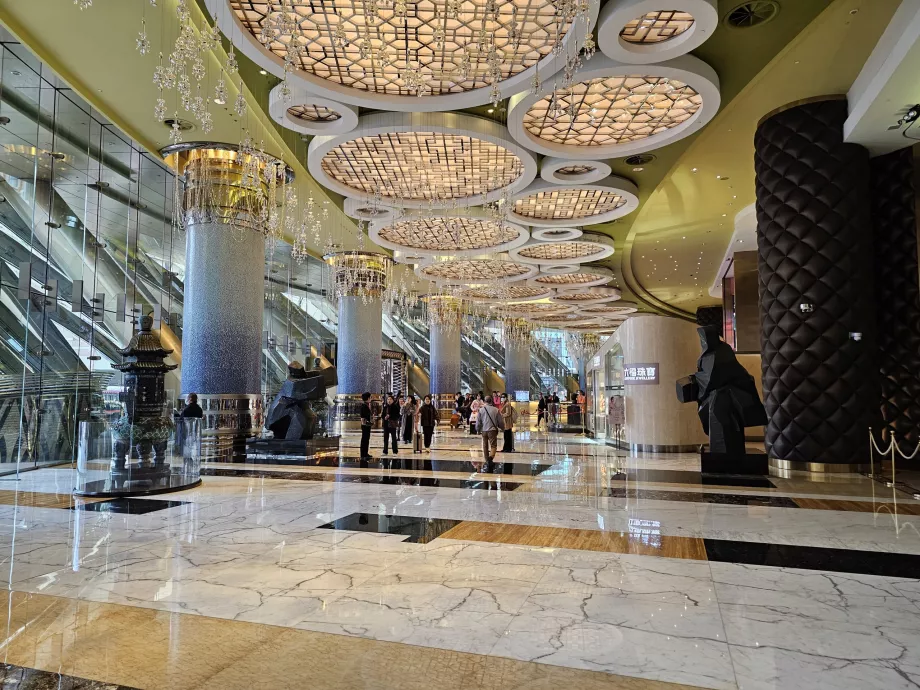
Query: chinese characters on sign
[[624, 363, 659, 385]]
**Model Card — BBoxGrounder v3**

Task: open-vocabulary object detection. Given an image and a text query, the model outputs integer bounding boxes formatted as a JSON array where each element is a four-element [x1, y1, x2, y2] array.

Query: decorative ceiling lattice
[[230, 0, 574, 97], [533, 270, 609, 285], [287, 104, 342, 122], [513, 187, 626, 220], [523, 76, 702, 146], [579, 304, 636, 315], [378, 217, 520, 251], [522, 302, 573, 314], [555, 164, 597, 175], [321, 132, 524, 201], [460, 284, 548, 300], [419, 258, 533, 281], [517, 241, 601, 261], [532, 312, 591, 323], [553, 287, 621, 302], [620, 10, 695, 44]]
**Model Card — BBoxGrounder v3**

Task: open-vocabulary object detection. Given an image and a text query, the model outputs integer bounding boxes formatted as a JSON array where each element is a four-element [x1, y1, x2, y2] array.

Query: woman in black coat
[[382, 394, 401, 456], [419, 395, 439, 451]]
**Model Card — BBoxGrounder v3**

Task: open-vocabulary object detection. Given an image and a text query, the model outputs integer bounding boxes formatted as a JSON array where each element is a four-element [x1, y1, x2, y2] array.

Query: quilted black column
[[872, 148, 920, 446], [755, 99, 876, 467], [695, 306, 723, 335]]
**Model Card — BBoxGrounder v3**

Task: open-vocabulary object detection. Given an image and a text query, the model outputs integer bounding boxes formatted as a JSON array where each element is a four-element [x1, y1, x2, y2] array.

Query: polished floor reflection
[[0, 428, 919, 688]]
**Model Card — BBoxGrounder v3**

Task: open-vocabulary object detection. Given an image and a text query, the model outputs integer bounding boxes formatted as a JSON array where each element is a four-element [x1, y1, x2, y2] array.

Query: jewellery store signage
[[624, 363, 659, 385]]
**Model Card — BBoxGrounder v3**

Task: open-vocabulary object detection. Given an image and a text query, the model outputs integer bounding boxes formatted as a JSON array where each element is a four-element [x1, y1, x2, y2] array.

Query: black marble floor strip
[[704, 539, 920, 578], [338, 443, 602, 459], [606, 487, 799, 508], [201, 467, 523, 490], [318, 512, 461, 543], [238, 454, 555, 473], [610, 469, 775, 489], [0, 662, 139, 689], [75, 497, 190, 515]]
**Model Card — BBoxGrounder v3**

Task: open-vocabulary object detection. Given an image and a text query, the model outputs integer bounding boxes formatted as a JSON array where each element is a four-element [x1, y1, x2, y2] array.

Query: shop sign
[[624, 363, 659, 385]]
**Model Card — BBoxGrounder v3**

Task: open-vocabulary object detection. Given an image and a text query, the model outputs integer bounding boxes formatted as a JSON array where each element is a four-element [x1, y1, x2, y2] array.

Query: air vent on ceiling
[[724, 1, 780, 29], [624, 154, 656, 166], [162, 117, 195, 132]]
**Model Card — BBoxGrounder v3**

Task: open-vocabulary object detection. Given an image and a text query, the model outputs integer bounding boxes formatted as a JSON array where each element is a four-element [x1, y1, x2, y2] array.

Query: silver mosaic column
[[337, 294, 383, 394], [165, 144, 288, 456], [505, 340, 531, 397]]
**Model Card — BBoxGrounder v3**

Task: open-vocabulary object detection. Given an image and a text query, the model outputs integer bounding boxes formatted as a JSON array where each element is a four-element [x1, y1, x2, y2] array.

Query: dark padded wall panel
[[872, 148, 920, 445], [755, 99, 876, 466], [695, 306, 723, 335]]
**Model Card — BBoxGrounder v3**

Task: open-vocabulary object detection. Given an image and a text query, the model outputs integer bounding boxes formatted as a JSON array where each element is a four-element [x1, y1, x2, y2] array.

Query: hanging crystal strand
[[137, 16, 151, 55], [74, 0, 92, 9]]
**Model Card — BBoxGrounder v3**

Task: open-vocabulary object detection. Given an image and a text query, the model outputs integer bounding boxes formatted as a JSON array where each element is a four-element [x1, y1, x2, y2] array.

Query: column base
[[332, 393, 382, 431], [768, 458, 871, 476], [199, 394, 263, 461]]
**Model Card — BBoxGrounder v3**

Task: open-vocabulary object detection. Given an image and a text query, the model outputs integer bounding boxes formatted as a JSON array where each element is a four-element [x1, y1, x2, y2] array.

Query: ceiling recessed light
[[633, 167, 644, 172], [722, 213, 727, 217], [259, 69, 268, 75], [691, 167, 698, 173], [487, 108, 494, 113], [213, 97, 226, 105]]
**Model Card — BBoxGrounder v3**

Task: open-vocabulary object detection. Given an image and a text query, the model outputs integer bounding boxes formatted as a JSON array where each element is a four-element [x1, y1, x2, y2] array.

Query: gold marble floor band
[[439, 521, 708, 560], [0, 590, 705, 690], [0, 490, 107, 510]]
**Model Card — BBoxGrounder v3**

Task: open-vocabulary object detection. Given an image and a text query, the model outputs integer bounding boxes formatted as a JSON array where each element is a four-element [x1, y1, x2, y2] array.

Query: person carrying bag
[[476, 395, 504, 473]]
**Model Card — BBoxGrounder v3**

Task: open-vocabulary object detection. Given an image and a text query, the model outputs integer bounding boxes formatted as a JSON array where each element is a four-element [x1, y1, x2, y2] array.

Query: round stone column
[[327, 252, 390, 428], [165, 144, 290, 458], [755, 99, 876, 471], [426, 295, 462, 414], [504, 340, 531, 398]]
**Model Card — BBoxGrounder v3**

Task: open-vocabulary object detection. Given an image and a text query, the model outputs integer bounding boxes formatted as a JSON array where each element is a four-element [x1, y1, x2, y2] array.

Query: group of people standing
[[358, 391, 441, 460], [455, 391, 519, 468]]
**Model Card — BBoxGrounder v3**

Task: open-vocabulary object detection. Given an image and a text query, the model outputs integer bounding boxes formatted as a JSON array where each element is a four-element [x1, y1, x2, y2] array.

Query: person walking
[[419, 395, 439, 452], [469, 393, 482, 435], [401, 395, 417, 444], [359, 391, 373, 465], [382, 394, 400, 457], [537, 393, 547, 430], [499, 393, 515, 453], [477, 395, 504, 473], [180, 392, 203, 419]]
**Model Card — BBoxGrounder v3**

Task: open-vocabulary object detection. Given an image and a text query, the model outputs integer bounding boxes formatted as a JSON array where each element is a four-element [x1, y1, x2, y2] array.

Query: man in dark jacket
[[359, 391, 373, 463], [180, 393, 203, 419]]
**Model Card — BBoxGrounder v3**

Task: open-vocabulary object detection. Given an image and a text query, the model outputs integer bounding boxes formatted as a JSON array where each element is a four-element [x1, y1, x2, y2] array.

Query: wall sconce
[[849, 332, 863, 341], [799, 303, 814, 313]]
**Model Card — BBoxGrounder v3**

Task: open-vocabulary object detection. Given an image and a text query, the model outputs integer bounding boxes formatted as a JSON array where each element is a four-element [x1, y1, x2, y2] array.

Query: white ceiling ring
[[507, 53, 720, 160], [576, 301, 639, 316], [597, 0, 718, 65], [343, 198, 402, 223], [527, 313, 599, 328], [205, 0, 598, 113], [518, 301, 576, 317], [509, 232, 615, 266], [550, 285, 623, 305], [308, 111, 538, 210], [268, 83, 358, 136], [391, 250, 428, 265], [413, 255, 539, 285], [507, 176, 639, 228], [539, 264, 579, 275], [528, 266, 615, 288], [531, 227, 583, 242], [541, 157, 612, 185], [369, 211, 529, 258], [460, 284, 554, 303]]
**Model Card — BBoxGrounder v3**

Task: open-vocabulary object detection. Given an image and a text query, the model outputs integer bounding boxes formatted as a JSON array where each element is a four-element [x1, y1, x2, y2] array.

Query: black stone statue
[[677, 326, 767, 459], [265, 361, 326, 440]]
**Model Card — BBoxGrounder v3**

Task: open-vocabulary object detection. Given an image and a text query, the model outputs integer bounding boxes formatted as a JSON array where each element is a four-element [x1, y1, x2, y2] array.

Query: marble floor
[[0, 428, 918, 689]]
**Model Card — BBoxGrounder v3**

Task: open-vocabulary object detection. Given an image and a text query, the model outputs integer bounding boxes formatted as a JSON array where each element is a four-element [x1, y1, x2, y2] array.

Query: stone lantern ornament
[[110, 314, 176, 482]]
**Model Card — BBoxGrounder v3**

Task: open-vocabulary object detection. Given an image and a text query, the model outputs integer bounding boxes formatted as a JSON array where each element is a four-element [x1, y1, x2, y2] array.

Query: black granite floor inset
[[318, 512, 462, 543], [0, 662, 140, 689], [610, 469, 775, 488], [201, 467, 523, 490], [703, 539, 920, 578], [75, 497, 189, 515], [606, 487, 798, 508]]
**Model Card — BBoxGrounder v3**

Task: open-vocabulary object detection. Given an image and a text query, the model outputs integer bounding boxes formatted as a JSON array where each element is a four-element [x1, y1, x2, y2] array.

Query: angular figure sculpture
[[678, 326, 767, 460]]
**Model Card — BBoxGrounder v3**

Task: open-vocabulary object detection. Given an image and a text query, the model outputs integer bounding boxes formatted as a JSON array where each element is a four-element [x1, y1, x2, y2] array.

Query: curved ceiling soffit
[[205, 0, 599, 112]]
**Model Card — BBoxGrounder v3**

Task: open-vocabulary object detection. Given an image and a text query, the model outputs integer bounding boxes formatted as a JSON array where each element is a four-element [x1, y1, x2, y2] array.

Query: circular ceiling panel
[[309, 112, 537, 208], [371, 214, 529, 257], [551, 286, 623, 305], [507, 177, 638, 227], [343, 197, 402, 222], [415, 256, 538, 285], [530, 266, 614, 287], [463, 284, 553, 303], [507, 53, 720, 159], [597, 1, 718, 64], [531, 227, 583, 242], [510, 232, 614, 265], [207, 0, 599, 111], [528, 312, 597, 327], [268, 83, 358, 135], [519, 302, 576, 316], [541, 157, 612, 184], [577, 302, 638, 316]]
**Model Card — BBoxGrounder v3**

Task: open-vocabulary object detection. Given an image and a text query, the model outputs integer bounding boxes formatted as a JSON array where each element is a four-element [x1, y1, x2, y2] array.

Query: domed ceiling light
[[597, 0, 718, 64], [507, 53, 720, 159], [510, 232, 615, 265], [550, 285, 622, 304], [371, 213, 529, 257], [507, 177, 638, 227], [541, 157, 612, 184], [206, 0, 600, 111], [269, 82, 358, 135], [463, 284, 553, 302], [529, 266, 614, 287], [415, 256, 538, 284], [309, 112, 538, 209]]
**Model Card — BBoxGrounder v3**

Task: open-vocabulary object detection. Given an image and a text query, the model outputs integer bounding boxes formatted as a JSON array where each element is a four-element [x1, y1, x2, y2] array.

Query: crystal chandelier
[[565, 331, 604, 361], [324, 251, 393, 303]]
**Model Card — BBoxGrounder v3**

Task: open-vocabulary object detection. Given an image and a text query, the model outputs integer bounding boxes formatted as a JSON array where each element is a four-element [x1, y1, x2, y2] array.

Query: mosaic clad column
[[505, 339, 531, 398], [871, 148, 920, 447], [755, 99, 876, 470], [168, 144, 288, 456], [426, 295, 462, 414], [327, 252, 390, 427]]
